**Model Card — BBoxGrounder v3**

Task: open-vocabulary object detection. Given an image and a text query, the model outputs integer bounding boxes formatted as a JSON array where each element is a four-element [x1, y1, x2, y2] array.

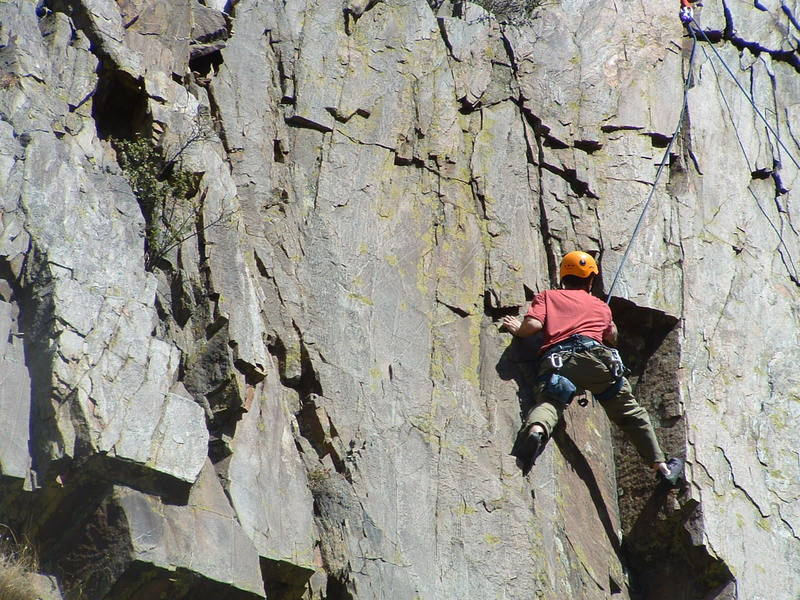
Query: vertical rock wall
[[0, 0, 798, 598]]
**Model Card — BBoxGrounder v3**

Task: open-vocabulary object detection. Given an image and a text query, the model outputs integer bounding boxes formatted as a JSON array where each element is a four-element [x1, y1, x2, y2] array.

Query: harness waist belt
[[541, 334, 602, 358], [541, 334, 627, 382]]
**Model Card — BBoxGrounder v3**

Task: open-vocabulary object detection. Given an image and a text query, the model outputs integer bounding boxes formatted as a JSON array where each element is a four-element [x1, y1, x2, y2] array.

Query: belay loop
[[541, 336, 625, 407]]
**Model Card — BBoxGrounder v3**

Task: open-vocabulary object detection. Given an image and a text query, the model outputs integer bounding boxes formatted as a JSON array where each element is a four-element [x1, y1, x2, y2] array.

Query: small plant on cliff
[[113, 132, 231, 270], [0, 535, 39, 600], [428, 0, 541, 24]]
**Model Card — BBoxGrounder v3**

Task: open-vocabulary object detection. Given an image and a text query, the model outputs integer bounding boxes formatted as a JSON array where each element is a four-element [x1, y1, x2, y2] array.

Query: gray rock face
[[225, 372, 317, 578], [0, 300, 32, 484], [1, 0, 798, 598], [14, 131, 208, 485], [54, 463, 264, 599]]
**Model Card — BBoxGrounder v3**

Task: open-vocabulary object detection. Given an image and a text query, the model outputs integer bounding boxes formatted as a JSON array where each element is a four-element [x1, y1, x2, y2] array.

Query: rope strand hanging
[[687, 17, 800, 171], [692, 19, 800, 284], [605, 15, 800, 301], [605, 28, 699, 303]]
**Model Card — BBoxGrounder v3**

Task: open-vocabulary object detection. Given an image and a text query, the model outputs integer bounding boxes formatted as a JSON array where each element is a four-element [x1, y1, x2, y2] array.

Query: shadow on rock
[[495, 332, 542, 423], [553, 427, 622, 557]]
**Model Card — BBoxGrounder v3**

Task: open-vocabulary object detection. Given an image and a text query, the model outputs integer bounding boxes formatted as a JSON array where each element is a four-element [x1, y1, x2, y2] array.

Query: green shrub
[[113, 135, 224, 270]]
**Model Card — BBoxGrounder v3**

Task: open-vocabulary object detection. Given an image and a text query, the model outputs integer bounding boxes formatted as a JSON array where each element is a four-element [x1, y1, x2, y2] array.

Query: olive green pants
[[524, 345, 666, 464]]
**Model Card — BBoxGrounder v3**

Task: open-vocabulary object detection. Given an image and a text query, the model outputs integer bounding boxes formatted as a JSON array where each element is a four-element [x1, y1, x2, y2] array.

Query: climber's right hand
[[502, 315, 521, 334]]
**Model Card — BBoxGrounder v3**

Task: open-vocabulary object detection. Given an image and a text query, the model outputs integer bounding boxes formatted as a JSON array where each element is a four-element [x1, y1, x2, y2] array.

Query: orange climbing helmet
[[559, 251, 599, 280]]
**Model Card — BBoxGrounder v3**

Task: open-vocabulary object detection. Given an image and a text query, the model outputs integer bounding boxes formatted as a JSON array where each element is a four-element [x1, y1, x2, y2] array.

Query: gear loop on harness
[[608, 348, 625, 378], [539, 335, 626, 407]]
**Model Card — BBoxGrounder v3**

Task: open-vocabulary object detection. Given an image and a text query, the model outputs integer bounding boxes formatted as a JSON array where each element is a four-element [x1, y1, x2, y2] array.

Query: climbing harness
[[607, 347, 625, 378], [598, 345, 626, 400], [539, 335, 627, 407], [539, 346, 577, 406], [538, 338, 582, 406], [605, 28, 699, 303]]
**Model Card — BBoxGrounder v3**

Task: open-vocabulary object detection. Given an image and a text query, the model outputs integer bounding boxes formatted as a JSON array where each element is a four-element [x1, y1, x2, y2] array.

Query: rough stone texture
[[0, 1, 209, 493], [0, 300, 32, 484], [0, 0, 799, 598], [224, 371, 318, 579], [53, 462, 264, 599], [31, 574, 63, 600]]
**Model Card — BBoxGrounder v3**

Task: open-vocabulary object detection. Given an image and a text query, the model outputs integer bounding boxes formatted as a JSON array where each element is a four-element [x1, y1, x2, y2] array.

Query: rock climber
[[502, 250, 683, 484], [679, 0, 694, 23]]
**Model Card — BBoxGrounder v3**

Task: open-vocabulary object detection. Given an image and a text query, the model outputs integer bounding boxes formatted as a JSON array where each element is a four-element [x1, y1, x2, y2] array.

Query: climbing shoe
[[658, 457, 685, 488], [510, 427, 544, 476]]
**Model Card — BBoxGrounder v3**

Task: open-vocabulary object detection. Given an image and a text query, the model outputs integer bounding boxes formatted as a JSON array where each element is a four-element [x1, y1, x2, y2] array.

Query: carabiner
[[609, 349, 624, 378]]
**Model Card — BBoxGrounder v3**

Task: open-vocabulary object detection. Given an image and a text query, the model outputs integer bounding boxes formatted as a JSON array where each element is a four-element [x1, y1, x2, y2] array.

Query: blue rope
[[687, 16, 800, 171], [694, 24, 800, 284], [605, 29, 698, 303]]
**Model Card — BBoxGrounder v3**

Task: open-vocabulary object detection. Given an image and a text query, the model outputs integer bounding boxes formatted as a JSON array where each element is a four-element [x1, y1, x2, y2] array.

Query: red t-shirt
[[526, 289, 613, 351]]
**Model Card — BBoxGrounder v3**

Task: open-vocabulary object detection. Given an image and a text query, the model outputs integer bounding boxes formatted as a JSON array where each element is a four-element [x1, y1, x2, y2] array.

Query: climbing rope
[[686, 16, 800, 171], [605, 28, 699, 303], [692, 19, 800, 284], [606, 14, 800, 301]]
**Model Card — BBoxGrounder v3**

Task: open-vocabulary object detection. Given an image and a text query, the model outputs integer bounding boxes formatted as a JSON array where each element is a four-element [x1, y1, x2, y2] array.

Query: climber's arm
[[502, 315, 543, 338], [603, 321, 619, 346]]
